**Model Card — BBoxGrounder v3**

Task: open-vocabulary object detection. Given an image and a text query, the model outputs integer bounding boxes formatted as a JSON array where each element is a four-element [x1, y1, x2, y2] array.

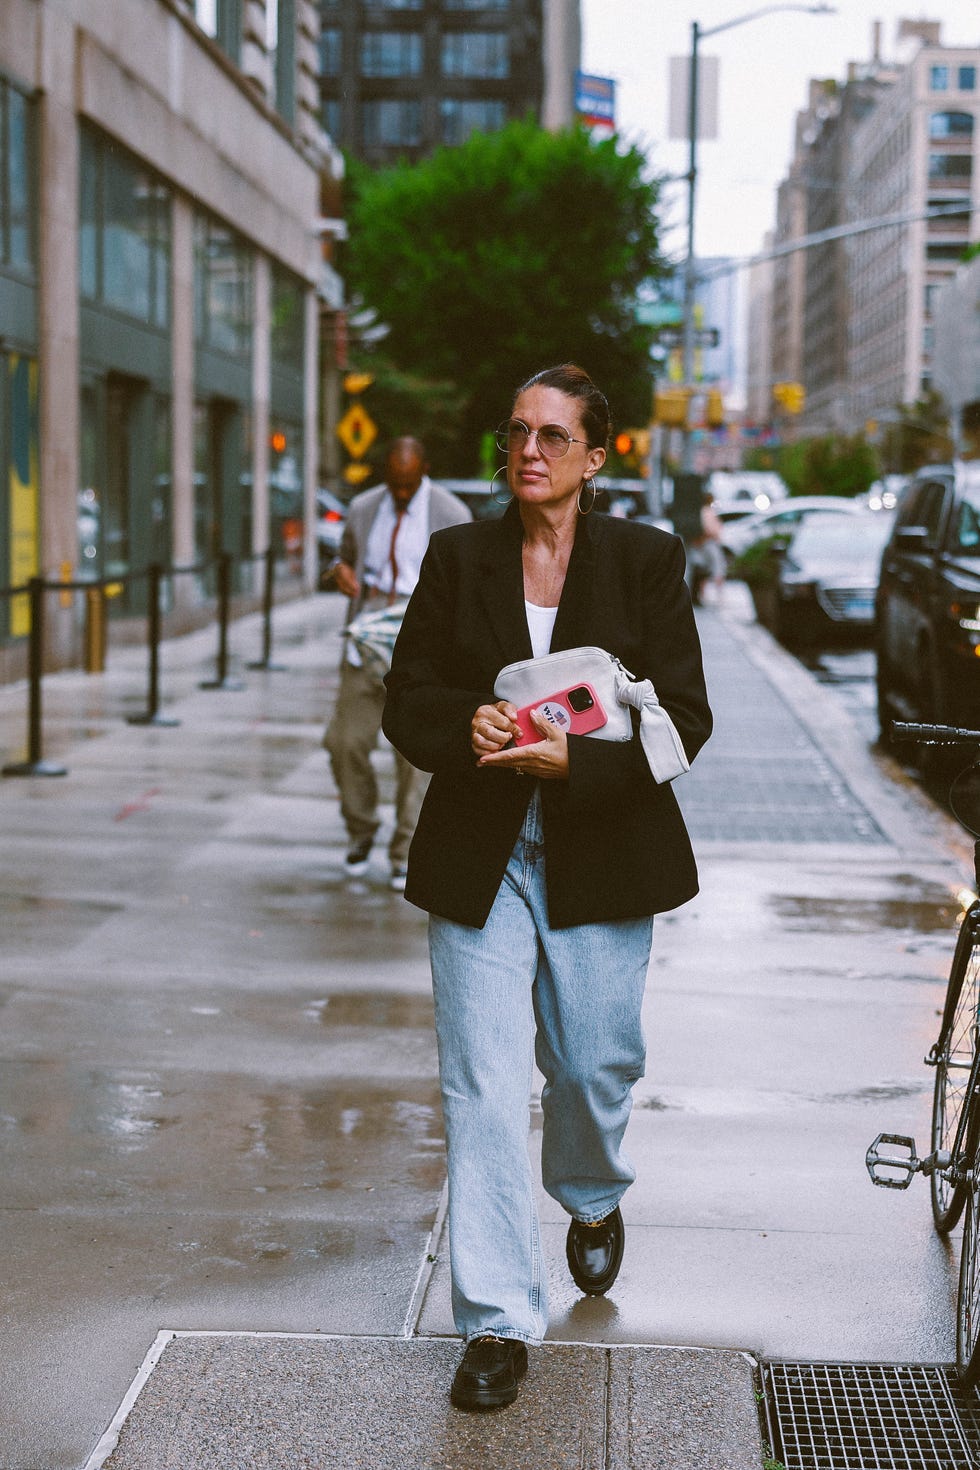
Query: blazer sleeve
[[559, 532, 712, 813], [382, 533, 488, 774]]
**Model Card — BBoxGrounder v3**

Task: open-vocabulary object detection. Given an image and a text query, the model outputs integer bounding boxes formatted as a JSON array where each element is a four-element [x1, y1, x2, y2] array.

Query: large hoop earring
[[577, 477, 597, 515], [490, 465, 513, 506]]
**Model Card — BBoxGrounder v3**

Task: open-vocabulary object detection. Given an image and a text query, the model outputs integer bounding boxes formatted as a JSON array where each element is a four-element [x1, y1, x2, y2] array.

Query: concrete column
[[252, 253, 271, 557], [303, 284, 318, 589], [36, 9, 79, 583], [170, 195, 195, 606]]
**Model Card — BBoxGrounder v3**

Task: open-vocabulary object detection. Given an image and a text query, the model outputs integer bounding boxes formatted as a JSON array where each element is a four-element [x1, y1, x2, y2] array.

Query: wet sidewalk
[[0, 588, 971, 1470]]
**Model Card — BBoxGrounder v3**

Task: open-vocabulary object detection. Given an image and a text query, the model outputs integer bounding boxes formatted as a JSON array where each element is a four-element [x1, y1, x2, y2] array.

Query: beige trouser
[[323, 659, 428, 866]]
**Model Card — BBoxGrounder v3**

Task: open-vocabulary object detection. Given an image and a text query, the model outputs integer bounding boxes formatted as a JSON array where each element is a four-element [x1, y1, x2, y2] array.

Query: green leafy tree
[[344, 121, 667, 472], [748, 434, 877, 497]]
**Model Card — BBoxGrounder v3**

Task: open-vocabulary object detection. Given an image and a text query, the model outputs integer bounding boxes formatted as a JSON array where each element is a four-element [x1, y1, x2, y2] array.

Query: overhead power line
[[694, 202, 979, 280]]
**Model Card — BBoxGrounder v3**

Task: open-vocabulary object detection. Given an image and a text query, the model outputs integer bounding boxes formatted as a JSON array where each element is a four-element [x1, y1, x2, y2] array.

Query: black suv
[[876, 463, 980, 734]]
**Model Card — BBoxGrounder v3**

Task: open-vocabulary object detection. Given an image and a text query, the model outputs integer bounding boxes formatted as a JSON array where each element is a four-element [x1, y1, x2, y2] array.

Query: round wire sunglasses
[[495, 419, 589, 460]]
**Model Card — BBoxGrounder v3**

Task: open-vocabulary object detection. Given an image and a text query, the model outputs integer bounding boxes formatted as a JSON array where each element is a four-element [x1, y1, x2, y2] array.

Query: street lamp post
[[680, 3, 835, 472]]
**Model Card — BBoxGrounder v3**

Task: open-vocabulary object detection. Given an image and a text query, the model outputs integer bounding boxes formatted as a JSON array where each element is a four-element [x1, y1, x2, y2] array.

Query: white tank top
[[525, 600, 558, 659]]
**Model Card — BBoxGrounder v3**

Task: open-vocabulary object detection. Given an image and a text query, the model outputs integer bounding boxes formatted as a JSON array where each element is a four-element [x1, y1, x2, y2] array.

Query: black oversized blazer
[[382, 501, 713, 929]]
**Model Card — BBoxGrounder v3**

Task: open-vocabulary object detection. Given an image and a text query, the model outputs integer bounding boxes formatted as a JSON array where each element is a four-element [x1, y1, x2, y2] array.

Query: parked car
[[875, 462, 980, 734], [721, 495, 872, 560], [708, 470, 788, 515], [754, 512, 894, 646]]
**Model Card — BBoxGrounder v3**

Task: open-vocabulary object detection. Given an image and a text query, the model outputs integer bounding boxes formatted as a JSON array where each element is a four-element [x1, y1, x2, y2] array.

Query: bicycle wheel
[[931, 910, 980, 1233], [957, 1118, 980, 1386]]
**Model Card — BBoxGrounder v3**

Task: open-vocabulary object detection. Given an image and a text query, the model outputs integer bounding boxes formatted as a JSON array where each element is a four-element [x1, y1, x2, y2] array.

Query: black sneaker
[[450, 1336, 528, 1411], [344, 838, 372, 877]]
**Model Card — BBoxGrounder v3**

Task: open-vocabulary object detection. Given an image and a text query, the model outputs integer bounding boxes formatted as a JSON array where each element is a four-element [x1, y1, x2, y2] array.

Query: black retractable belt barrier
[[247, 545, 286, 672], [128, 563, 179, 727], [200, 550, 245, 691], [2, 577, 68, 777]]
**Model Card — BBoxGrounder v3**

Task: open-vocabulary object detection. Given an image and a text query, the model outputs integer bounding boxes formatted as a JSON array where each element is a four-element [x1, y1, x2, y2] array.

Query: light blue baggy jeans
[[428, 788, 654, 1344]]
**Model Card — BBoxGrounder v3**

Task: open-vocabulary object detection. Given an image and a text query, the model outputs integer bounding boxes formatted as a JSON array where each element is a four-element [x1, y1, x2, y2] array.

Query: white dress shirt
[[362, 479, 432, 599]]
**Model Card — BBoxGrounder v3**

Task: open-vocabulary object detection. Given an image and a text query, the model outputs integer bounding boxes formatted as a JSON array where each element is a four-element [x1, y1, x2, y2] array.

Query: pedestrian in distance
[[382, 365, 712, 1409], [323, 437, 471, 891], [686, 490, 727, 605]]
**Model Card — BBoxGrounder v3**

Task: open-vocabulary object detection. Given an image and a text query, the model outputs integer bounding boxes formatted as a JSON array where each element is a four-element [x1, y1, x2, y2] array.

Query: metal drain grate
[[762, 1361, 980, 1469]]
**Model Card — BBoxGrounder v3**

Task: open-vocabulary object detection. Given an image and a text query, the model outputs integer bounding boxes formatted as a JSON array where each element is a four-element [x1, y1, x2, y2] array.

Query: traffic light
[[614, 431, 634, 457], [706, 390, 724, 428], [653, 388, 690, 428]]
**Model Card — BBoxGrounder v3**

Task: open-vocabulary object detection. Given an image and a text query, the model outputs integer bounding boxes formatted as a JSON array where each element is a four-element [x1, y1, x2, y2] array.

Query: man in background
[[323, 438, 471, 890]]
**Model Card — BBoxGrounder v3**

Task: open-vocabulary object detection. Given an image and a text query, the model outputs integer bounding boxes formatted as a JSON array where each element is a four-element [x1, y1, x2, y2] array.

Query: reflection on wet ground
[[3, 1062, 444, 1209], [769, 890, 959, 933]]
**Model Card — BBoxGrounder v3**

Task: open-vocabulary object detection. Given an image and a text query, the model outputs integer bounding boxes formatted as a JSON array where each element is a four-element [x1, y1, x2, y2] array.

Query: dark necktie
[[387, 509, 405, 605]]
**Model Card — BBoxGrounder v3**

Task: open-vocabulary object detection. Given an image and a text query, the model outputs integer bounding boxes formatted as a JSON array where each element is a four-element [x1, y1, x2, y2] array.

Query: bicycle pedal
[[866, 1133, 921, 1189]]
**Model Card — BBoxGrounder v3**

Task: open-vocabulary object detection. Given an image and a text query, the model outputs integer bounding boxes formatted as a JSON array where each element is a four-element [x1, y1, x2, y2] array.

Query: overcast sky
[[581, 1, 979, 263]]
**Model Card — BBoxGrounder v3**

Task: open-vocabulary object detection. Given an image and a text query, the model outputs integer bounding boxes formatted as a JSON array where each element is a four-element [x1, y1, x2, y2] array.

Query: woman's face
[[506, 386, 606, 512]]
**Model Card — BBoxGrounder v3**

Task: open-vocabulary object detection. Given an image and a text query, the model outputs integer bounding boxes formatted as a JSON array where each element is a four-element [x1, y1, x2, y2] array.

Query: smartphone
[[511, 683, 607, 746]]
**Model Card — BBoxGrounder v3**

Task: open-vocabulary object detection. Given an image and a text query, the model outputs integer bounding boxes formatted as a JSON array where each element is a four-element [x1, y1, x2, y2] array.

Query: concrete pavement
[[0, 584, 972, 1469]]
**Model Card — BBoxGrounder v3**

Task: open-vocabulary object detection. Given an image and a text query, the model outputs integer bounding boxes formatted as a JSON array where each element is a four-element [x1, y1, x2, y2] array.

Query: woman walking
[[383, 364, 712, 1410]]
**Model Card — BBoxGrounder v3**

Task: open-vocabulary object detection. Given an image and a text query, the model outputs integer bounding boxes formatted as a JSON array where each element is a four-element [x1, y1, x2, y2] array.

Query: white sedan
[[721, 495, 875, 560]]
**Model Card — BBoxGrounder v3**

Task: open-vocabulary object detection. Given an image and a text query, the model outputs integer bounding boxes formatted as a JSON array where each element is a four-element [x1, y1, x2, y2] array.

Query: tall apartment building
[[846, 27, 980, 430], [0, 0, 342, 680], [762, 21, 979, 439], [318, 0, 580, 166]]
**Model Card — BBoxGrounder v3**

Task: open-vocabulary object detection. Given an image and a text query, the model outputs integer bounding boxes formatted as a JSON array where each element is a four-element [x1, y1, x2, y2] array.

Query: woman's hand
[[477, 705, 569, 781], [471, 701, 520, 758]]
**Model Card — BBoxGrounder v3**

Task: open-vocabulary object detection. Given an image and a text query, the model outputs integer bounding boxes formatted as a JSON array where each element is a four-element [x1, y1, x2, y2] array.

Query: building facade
[[759, 21, 979, 443], [845, 32, 979, 429], [0, 0, 342, 679], [318, 0, 580, 166]]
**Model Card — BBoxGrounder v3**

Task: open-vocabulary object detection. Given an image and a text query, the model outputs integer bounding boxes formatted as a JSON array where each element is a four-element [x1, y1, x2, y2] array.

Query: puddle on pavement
[[4, 1063, 445, 1208], [769, 889, 958, 933], [302, 992, 433, 1028], [820, 1082, 928, 1103]]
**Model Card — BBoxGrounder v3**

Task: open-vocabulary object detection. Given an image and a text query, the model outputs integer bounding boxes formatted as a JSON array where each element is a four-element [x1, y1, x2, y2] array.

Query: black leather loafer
[[450, 1335, 529, 1410], [566, 1206, 625, 1295]]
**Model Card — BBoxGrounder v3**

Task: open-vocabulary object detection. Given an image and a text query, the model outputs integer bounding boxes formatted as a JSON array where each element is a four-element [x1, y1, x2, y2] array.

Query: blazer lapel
[[477, 503, 533, 666], [552, 510, 601, 651]]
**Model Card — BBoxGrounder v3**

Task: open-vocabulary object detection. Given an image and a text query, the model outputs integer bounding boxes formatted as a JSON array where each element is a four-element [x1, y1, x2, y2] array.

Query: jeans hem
[[463, 1329, 540, 1346], [569, 1196, 625, 1226]]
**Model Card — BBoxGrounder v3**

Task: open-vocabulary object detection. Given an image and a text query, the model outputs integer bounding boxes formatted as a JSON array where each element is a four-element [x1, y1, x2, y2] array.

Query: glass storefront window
[[193, 401, 215, 568], [1, 79, 36, 274], [78, 382, 102, 576], [270, 264, 305, 369], [269, 419, 303, 567], [78, 127, 171, 329], [194, 213, 253, 358]]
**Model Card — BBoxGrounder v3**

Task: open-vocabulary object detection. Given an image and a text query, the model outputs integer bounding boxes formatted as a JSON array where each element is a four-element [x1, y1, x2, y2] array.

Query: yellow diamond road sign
[[337, 403, 377, 459]]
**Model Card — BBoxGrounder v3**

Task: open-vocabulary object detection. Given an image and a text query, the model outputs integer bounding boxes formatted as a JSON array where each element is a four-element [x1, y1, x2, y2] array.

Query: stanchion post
[[247, 545, 287, 671], [2, 576, 68, 777], [200, 550, 245, 691], [128, 562, 180, 727]]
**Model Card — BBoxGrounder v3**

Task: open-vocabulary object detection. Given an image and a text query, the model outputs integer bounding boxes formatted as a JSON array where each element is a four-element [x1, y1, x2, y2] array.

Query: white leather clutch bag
[[493, 645, 690, 784]]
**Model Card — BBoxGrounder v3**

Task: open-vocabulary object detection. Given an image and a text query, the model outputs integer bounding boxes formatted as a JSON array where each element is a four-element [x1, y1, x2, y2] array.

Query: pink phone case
[[512, 683, 607, 746]]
